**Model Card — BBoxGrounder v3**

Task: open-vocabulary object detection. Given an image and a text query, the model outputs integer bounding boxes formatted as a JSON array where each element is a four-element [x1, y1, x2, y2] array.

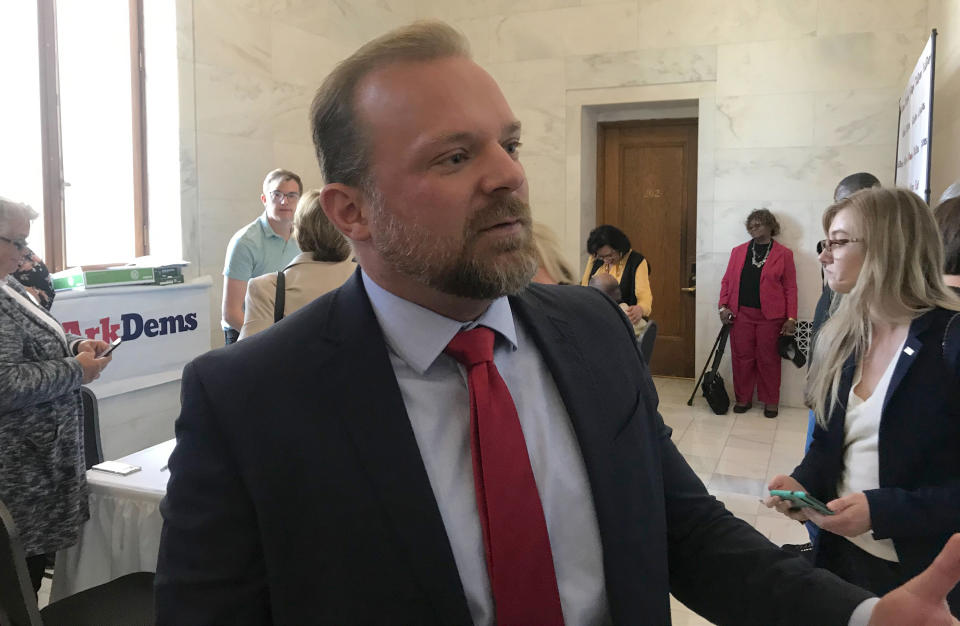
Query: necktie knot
[[444, 327, 495, 367]]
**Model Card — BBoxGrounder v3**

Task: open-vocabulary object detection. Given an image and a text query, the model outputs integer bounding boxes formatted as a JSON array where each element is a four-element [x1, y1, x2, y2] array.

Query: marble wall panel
[[493, 2, 638, 62], [271, 22, 351, 87], [813, 88, 899, 147], [637, 0, 816, 50], [522, 153, 566, 217], [195, 64, 277, 138], [715, 93, 815, 149], [179, 128, 200, 280], [193, 0, 271, 77], [565, 46, 716, 90], [196, 132, 275, 202], [269, 0, 414, 46], [714, 145, 894, 205], [272, 141, 324, 190], [487, 59, 566, 157], [929, 0, 960, 199], [176, 0, 194, 62], [415, 0, 578, 22], [271, 82, 313, 145], [178, 59, 197, 131], [817, 0, 928, 37], [717, 29, 926, 97], [450, 16, 498, 64]]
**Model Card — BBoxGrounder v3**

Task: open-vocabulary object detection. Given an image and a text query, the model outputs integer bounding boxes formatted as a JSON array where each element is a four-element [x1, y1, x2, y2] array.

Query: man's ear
[[320, 183, 371, 242]]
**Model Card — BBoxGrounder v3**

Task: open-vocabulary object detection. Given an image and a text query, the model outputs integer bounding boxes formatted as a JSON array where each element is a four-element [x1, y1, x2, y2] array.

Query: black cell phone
[[101, 336, 123, 357]]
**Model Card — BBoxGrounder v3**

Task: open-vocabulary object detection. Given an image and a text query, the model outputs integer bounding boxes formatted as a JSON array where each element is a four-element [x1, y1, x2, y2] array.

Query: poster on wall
[[895, 29, 937, 204], [49, 277, 211, 398]]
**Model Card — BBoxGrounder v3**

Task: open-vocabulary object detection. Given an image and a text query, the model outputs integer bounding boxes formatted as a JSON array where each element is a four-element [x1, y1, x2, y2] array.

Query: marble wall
[[929, 0, 960, 202], [174, 0, 957, 406]]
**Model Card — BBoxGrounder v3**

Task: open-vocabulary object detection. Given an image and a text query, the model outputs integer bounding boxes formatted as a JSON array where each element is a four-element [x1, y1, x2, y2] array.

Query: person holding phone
[[766, 187, 960, 611], [0, 196, 113, 596]]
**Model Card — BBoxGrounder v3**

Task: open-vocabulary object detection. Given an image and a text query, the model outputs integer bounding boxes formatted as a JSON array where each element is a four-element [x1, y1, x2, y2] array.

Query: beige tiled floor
[[655, 376, 812, 626]]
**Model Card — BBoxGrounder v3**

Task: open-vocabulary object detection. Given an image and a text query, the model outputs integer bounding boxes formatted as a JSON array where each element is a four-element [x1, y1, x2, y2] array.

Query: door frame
[[564, 83, 716, 378]]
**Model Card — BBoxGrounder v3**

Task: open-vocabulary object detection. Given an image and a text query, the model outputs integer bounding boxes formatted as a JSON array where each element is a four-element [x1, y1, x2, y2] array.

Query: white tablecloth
[[50, 439, 175, 600]]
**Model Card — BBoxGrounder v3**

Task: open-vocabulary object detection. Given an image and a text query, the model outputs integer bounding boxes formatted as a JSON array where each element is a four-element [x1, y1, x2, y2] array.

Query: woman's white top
[[837, 338, 906, 562], [1, 282, 68, 346]]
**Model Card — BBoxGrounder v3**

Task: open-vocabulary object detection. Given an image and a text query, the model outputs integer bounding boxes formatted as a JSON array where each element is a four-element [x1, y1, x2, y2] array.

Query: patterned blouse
[[12, 247, 56, 310]]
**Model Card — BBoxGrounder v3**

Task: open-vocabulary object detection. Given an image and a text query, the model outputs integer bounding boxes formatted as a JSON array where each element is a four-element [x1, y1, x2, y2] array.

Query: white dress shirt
[[360, 271, 880, 626], [362, 271, 610, 626]]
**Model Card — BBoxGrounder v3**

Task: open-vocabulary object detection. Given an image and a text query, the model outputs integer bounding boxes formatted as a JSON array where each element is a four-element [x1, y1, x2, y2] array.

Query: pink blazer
[[718, 240, 797, 320]]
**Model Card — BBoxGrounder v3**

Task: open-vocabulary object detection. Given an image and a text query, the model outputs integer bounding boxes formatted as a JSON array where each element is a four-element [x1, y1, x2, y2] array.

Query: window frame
[[35, 0, 150, 272]]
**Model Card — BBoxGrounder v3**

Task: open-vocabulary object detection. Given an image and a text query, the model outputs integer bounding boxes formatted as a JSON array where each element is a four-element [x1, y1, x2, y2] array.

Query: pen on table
[[160, 464, 168, 472]]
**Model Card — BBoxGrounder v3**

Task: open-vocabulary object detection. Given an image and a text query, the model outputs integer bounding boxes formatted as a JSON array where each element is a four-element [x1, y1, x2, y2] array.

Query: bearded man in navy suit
[[155, 20, 960, 626]]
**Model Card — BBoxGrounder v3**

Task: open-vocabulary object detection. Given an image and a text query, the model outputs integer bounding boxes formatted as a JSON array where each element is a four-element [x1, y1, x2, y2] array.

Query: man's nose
[[480, 145, 525, 196]]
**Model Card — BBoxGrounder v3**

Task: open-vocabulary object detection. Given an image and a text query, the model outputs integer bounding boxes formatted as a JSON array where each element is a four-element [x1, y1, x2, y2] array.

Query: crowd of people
[[2, 17, 960, 625]]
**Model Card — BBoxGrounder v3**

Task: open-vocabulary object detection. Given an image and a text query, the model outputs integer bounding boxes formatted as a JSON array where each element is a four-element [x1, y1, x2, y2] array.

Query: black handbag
[[687, 326, 730, 415]]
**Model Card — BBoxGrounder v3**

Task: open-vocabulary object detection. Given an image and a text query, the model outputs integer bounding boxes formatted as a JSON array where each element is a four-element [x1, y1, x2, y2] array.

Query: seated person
[[589, 272, 646, 336], [580, 224, 652, 325]]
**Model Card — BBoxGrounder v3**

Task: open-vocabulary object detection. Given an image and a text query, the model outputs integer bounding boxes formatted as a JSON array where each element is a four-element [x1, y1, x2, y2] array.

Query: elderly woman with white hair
[[0, 196, 113, 595]]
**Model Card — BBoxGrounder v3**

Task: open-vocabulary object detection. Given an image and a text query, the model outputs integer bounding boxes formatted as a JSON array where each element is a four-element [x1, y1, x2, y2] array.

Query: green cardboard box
[[52, 266, 157, 290]]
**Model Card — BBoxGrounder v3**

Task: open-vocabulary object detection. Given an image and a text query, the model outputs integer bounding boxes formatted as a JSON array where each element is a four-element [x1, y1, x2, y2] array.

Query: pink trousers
[[729, 305, 784, 406]]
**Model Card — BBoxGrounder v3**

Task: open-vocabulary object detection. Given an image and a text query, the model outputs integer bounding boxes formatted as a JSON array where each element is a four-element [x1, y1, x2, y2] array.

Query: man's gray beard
[[369, 192, 538, 300]]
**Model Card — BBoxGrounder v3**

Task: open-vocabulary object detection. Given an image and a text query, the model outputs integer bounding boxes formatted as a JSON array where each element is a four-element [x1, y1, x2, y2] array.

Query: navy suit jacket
[[793, 307, 960, 607], [156, 271, 869, 625]]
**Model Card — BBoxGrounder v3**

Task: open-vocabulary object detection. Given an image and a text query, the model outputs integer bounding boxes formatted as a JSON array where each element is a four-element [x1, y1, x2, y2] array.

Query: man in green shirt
[[220, 169, 302, 344]]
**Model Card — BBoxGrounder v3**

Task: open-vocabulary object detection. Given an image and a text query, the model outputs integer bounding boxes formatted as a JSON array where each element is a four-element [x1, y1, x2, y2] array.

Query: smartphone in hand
[[769, 490, 834, 515], [100, 336, 123, 357]]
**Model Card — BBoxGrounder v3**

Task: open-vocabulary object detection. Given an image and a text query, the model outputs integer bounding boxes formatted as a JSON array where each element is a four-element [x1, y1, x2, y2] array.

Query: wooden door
[[598, 119, 698, 377]]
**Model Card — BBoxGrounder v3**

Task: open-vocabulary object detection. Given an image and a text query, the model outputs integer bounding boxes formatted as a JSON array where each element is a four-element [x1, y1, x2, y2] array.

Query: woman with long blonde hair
[[765, 187, 960, 610]]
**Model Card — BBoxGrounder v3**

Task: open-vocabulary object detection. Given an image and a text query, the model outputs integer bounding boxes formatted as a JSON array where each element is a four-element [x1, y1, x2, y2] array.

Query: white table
[[50, 439, 175, 600]]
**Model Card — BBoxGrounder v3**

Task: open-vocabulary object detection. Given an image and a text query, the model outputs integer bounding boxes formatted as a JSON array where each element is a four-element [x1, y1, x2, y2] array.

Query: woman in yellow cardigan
[[580, 225, 652, 326]]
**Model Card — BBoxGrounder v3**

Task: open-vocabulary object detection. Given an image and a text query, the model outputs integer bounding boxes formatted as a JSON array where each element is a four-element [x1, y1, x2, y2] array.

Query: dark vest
[[590, 250, 647, 306]]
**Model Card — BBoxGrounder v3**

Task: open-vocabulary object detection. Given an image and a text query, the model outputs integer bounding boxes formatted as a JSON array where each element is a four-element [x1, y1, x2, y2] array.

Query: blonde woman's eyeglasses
[[818, 238, 864, 253]]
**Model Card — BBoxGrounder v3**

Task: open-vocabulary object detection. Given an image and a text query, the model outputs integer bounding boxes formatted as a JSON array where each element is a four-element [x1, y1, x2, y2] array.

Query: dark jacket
[[156, 271, 870, 625], [793, 307, 960, 608]]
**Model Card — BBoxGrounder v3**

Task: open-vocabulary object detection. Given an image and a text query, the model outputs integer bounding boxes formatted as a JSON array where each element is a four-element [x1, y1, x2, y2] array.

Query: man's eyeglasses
[[269, 190, 301, 202], [818, 238, 864, 253], [0, 236, 28, 252]]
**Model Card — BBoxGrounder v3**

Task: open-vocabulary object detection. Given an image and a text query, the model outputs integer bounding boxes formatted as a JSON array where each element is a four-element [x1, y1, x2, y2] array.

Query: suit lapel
[[881, 313, 930, 416], [318, 272, 472, 624], [511, 289, 655, 622]]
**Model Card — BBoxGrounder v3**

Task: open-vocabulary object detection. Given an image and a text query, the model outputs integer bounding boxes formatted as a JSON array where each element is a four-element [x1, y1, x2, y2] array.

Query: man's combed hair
[[935, 197, 960, 275], [833, 172, 880, 202], [309, 21, 471, 190], [263, 169, 303, 195]]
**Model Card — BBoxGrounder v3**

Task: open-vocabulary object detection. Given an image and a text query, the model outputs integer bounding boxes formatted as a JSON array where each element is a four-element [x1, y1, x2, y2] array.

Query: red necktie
[[445, 327, 565, 626]]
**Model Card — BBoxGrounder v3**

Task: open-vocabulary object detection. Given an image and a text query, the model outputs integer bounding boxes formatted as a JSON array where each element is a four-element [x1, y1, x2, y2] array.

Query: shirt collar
[[258, 213, 284, 240], [361, 270, 518, 375]]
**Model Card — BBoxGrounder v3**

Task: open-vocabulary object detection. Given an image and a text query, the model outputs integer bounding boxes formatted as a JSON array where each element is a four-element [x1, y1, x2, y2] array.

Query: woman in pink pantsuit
[[718, 209, 798, 417]]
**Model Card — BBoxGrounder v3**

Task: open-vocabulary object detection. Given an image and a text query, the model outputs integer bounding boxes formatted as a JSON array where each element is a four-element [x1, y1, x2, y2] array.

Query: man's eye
[[505, 141, 522, 154], [449, 153, 466, 165]]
